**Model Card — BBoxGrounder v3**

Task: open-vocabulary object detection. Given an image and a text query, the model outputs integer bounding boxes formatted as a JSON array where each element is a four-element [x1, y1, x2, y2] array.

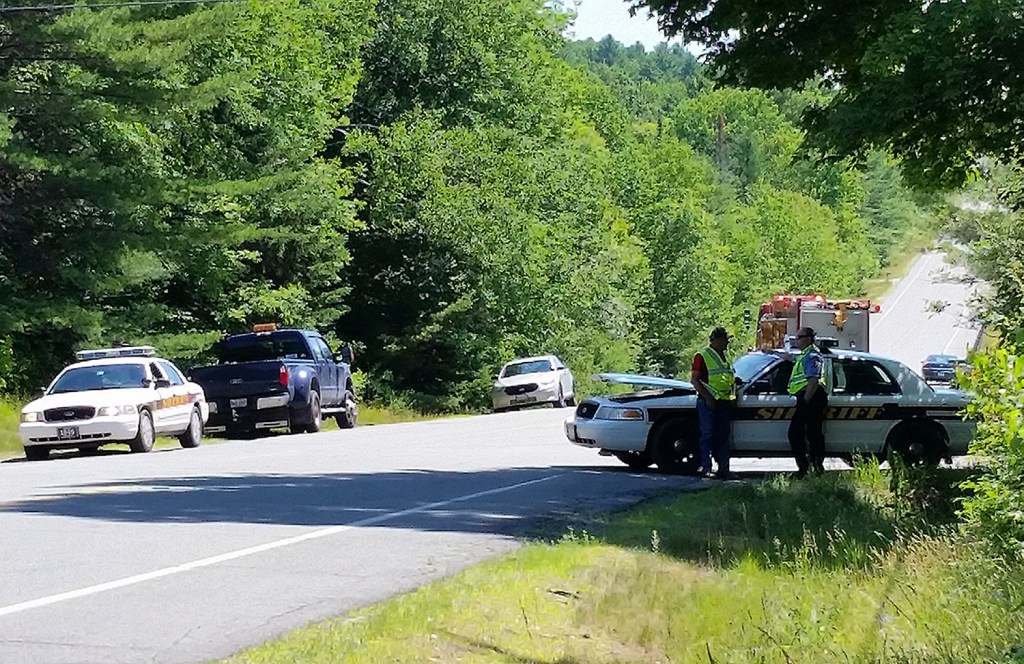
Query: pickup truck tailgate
[[189, 361, 288, 400]]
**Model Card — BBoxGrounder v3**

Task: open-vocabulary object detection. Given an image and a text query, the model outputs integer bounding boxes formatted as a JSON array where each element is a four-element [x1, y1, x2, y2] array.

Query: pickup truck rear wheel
[[651, 417, 700, 475], [293, 391, 322, 434], [130, 410, 155, 453], [336, 390, 358, 429], [178, 407, 202, 448]]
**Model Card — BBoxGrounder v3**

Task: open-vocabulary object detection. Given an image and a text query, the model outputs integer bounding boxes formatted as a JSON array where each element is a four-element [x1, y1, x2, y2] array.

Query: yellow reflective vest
[[788, 345, 827, 395], [698, 346, 735, 400]]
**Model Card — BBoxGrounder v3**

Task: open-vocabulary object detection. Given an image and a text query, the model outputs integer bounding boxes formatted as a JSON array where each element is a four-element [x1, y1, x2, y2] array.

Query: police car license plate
[[230, 398, 247, 408], [57, 426, 80, 440], [511, 396, 536, 405]]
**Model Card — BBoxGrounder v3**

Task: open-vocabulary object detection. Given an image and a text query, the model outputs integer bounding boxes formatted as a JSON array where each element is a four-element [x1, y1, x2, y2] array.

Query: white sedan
[[19, 346, 209, 461], [566, 350, 975, 472], [492, 355, 576, 412]]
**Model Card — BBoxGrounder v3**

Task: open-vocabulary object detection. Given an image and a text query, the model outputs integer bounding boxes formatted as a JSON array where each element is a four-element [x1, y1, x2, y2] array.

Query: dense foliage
[[0, 1, 932, 409], [634, 0, 1024, 190]]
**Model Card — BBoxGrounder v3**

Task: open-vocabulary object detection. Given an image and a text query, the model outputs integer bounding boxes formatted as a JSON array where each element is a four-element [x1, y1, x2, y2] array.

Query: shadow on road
[[0, 465, 777, 537]]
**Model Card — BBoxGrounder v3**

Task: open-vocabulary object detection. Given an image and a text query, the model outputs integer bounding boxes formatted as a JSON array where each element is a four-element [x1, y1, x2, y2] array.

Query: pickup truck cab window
[[220, 332, 311, 362], [311, 337, 334, 362]]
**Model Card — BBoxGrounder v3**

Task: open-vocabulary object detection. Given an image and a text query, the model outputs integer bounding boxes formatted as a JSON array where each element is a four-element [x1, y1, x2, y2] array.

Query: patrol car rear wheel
[[178, 407, 202, 448], [130, 410, 155, 453], [651, 418, 700, 475], [887, 420, 945, 468]]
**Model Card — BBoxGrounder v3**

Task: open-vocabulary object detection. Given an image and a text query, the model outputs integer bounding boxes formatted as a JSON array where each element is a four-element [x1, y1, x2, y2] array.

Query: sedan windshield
[[502, 360, 553, 377], [50, 364, 147, 394]]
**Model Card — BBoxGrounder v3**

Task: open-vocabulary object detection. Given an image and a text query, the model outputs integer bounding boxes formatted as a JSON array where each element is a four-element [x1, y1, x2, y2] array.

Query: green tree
[[633, 0, 1024, 189], [0, 0, 373, 386]]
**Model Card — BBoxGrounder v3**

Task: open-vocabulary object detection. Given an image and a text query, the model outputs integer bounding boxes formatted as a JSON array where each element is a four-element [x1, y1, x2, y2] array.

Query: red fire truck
[[755, 294, 881, 351]]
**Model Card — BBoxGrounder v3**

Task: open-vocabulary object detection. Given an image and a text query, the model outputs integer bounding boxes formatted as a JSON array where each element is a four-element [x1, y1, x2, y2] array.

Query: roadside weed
[[227, 469, 1024, 664]]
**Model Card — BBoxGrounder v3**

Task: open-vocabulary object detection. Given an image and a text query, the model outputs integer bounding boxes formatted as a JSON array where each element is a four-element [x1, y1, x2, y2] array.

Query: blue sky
[[565, 0, 681, 50]]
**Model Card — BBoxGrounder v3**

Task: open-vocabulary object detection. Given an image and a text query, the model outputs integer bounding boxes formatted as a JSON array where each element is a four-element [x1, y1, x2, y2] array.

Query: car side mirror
[[154, 379, 171, 389], [492, 373, 499, 381], [35, 386, 47, 397], [335, 346, 353, 365]]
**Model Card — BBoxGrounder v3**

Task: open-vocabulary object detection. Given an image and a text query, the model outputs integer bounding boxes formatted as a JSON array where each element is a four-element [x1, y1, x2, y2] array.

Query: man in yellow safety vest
[[690, 327, 737, 479], [767, 326, 828, 478]]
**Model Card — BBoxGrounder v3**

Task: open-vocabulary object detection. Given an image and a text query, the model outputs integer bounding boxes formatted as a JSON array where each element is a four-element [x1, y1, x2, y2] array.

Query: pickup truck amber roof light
[[252, 323, 278, 333], [75, 346, 157, 360]]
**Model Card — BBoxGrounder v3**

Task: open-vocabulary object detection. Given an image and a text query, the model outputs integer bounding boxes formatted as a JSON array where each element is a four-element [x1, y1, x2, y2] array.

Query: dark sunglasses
[[796, 333, 812, 339]]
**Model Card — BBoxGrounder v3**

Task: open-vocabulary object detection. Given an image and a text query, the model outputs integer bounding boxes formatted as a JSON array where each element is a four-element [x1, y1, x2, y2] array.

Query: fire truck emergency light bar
[[75, 346, 158, 360]]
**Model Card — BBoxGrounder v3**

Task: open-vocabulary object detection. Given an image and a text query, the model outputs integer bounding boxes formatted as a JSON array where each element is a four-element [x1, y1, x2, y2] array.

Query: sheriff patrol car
[[565, 349, 975, 472], [19, 346, 209, 461]]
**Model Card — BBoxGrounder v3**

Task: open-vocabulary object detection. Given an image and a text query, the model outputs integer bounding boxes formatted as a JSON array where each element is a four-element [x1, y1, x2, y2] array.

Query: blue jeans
[[697, 398, 734, 473]]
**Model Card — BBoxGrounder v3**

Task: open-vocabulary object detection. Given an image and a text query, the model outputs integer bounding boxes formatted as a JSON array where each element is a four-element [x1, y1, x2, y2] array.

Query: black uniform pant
[[789, 388, 828, 474]]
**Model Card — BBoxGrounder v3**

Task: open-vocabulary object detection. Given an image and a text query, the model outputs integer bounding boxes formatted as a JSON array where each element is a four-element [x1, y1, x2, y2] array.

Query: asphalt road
[[872, 249, 984, 369], [0, 249, 984, 664]]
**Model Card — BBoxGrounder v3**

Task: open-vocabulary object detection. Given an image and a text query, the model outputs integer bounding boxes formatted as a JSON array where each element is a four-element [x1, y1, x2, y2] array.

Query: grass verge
[[225, 464, 1024, 664]]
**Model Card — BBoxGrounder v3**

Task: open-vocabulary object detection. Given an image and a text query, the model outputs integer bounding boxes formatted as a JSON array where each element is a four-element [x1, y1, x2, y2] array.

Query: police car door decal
[[824, 357, 902, 455], [732, 360, 794, 452]]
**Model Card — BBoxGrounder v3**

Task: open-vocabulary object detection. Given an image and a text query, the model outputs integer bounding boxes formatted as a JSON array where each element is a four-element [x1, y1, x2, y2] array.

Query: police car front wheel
[[651, 418, 700, 475]]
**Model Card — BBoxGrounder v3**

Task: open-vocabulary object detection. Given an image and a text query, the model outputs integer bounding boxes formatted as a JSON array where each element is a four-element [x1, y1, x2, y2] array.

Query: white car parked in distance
[[492, 355, 576, 412], [19, 346, 209, 461]]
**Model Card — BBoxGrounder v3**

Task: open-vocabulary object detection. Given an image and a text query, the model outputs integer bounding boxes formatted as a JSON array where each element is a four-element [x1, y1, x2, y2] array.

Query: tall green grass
[[226, 465, 1024, 664]]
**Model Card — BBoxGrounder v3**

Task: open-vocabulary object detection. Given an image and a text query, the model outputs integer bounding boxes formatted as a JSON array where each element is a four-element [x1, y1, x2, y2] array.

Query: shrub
[[959, 348, 1024, 559]]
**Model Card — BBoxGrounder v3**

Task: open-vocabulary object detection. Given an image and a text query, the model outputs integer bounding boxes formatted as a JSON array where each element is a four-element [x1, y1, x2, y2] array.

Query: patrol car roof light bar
[[75, 346, 158, 360]]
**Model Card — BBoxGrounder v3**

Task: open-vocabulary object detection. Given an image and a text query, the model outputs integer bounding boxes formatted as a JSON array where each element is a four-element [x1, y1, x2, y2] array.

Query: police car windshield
[[733, 353, 776, 382], [50, 364, 147, 394]]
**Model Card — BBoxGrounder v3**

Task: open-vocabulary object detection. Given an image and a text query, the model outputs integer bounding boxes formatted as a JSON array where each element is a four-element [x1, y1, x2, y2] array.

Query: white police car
[[565, 350, 975, 472], [19, 346, 209, 461]]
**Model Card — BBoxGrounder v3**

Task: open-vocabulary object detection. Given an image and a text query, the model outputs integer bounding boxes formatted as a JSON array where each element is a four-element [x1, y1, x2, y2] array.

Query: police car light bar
[[75, 346, 157, 360]]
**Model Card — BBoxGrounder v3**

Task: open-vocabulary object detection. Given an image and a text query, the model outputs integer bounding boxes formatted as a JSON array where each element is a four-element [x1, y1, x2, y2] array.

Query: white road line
[[0, 474, 564, 619], [877, 255, 931, 324]]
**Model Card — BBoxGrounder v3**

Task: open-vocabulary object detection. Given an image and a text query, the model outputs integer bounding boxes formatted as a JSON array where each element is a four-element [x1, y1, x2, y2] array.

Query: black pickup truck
[[188, 326, 358, 437]]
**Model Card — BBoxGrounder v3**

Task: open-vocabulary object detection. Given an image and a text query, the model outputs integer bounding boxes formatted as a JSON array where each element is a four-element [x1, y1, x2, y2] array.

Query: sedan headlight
[[596, 407, 646, 421], [20, 412, 41, 423], [97, 405, 139, 417]]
